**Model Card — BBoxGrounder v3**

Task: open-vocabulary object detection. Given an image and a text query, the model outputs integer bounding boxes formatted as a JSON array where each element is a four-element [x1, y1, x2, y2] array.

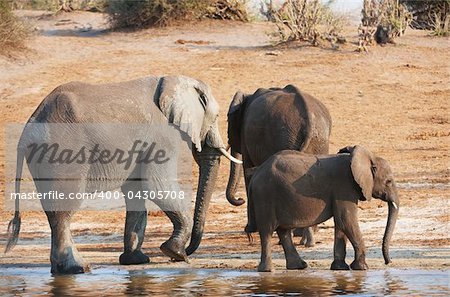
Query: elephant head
[[344, 145, 399, 264], [157, 76, 241, 256]]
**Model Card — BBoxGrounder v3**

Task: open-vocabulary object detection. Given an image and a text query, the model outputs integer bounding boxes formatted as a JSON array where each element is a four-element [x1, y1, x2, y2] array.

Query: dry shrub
[[0, 0, 29, 56], [429, 11, 450, 36], [107, 0, 248, 29], [203, 0, 248, 21], [358, 0, 412, 51], [267, 0, 348, 48], [12, 0, 106, 12], [401, 0, 449, 35]]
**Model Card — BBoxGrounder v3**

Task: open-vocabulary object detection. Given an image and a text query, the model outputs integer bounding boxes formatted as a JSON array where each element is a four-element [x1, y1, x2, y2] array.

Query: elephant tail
[[5, 147, 24, 253]]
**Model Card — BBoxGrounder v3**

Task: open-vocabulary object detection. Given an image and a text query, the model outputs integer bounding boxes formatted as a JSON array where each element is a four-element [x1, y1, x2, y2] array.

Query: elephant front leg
[[330, 225, 350, 270], [46, 211, 89, 274], [335, 204, 368, 270], [277, 228, 307, 270], [119, 210, 150, 265], [159, 210, 191, 262]]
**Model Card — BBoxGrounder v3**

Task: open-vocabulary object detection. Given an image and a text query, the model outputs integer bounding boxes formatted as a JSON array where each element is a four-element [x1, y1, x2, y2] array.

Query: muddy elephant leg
[[46, 211, 89, 274], [120, 184, 150, 265], [335, 204, 368, 270], [330, 225, 350, 270], [258, 230, 273, 272], [276, 228, 307, 270], [158, 209, 191, 262]]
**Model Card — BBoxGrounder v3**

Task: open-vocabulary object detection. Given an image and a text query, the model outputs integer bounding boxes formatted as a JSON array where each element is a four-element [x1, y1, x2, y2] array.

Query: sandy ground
[[0, 11, 449, 272]]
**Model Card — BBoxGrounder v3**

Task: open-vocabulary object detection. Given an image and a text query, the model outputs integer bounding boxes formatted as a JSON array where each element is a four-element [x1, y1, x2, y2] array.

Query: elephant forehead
[[375, 157, 393, 176]]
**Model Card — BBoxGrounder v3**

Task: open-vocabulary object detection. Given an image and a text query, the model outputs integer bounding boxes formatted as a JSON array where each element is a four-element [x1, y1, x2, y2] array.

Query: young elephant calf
[[248, 145, 399, 272]]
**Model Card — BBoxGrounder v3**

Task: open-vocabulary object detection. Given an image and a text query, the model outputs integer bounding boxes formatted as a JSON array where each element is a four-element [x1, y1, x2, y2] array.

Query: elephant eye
[[386, 179, 392, 186]]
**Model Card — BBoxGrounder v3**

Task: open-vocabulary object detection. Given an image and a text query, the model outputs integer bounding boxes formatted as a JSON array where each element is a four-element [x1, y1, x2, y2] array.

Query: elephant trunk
[[382, 195, 399, 264], [226, 149, 245, 206], [186, 146, 220, 256]]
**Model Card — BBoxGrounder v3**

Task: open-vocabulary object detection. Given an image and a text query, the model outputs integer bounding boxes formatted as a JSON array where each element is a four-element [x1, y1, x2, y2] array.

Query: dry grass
[[0, 1, 30, 57]]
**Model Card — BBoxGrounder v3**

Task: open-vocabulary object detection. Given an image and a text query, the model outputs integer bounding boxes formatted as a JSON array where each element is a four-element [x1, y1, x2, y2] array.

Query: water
[[0, 267, 447, 296]]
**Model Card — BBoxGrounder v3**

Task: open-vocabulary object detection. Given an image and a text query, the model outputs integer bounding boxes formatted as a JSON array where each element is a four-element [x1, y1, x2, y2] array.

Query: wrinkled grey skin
[[248, 146, 399, 272], [226, 85, 332, 247], [5, 76, 233, 274]]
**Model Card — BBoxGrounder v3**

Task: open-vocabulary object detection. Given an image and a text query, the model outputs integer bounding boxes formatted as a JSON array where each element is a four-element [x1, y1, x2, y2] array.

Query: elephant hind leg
[[120, 184, 150, 265], [120, 210, 150, 265], [257, 229, 273, 272], [45, 211, 89, 274], [277, 228, 307, 270]]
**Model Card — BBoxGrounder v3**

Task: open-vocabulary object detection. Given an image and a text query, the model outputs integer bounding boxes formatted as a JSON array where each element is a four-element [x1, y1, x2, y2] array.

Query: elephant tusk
[[390, 201, 398, 210], [219, 147, 243, 164]]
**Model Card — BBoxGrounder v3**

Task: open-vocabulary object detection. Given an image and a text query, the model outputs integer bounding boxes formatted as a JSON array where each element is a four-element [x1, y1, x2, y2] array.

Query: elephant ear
[[157, 76, 210, 152], [350, 146, 375, 201], [227, 91, 246, 154]]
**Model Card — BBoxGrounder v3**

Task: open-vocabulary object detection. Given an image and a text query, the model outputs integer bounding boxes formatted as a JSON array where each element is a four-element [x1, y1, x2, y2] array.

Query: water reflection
[[0, 267, 447, 296]]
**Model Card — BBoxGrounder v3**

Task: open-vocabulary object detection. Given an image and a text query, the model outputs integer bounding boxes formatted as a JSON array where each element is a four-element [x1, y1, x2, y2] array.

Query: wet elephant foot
[[350, 259, 368, 270], [160, 240, 188, 262], [257, 262, 273, 272], [51, 246, 90, 275], [330, 260, 350, 270], [119, 250, 150, 265], [286, 259, 308, 270]]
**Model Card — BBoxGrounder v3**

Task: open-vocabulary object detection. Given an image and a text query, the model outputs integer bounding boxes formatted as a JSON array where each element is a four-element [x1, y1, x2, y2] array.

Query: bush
[[11, 0, 107, 12], [203, 0, 248, 21], [401, 0, 449, 36], [358, 0, 412, 50], [0, 0, 29, 56], [266, 0, 348, 47], [107, 0, 248, 29]]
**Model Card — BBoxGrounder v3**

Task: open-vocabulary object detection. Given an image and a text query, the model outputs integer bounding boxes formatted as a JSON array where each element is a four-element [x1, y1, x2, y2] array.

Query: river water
[[0, 267, 448, 296]]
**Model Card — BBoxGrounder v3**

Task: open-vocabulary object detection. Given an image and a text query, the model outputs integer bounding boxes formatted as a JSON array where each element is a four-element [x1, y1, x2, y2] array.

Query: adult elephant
[[225, 85, 332, 243], [5, 75, 240, 274]]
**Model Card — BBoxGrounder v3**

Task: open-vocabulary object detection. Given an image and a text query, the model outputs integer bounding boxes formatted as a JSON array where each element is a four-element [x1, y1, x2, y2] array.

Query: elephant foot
[[119, 250, 150, 265], [160, 240, 188, 263], [350, 260, 368, 270], [330, 260, 350, 270], [51, 247, 90, 275], [257, 262, 273, 272], [286, 259, 308, 270]]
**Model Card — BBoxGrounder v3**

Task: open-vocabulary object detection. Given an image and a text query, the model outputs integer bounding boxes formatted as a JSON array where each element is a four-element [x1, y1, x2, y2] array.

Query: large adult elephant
[[225, 85, 332, 242], [5, 75, 240, 274]]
